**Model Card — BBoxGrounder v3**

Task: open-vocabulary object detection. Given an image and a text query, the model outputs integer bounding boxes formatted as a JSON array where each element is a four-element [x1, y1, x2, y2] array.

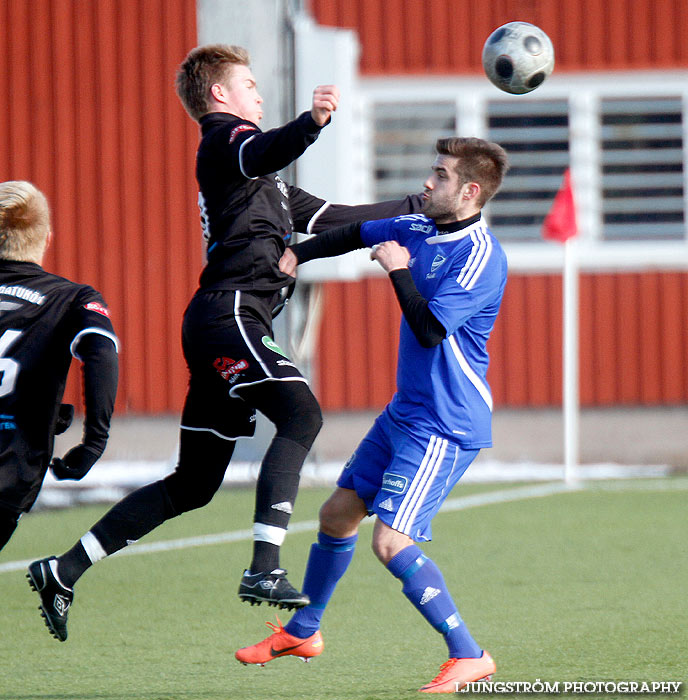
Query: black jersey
[[196, 111, 323, 292], [0, 260, 118, 511], [195, 110, 425, 294]]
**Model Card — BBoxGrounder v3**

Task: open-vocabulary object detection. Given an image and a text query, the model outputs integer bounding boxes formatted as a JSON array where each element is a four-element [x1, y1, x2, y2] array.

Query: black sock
[[57, 541, 92, 588], [250, 437, 308, 573], [250, 541, 281, 574], [91, 481, 175, 553], [57, 481, 175, 586]]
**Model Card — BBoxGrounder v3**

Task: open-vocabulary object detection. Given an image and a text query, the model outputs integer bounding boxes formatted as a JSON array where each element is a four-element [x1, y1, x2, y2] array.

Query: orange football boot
[[419, 651, 495, 693], [235, 616, 324, 666]]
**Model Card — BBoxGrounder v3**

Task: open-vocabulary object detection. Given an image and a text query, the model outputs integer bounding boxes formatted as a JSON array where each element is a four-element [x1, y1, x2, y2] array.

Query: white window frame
[[359, 70, 688, 273]]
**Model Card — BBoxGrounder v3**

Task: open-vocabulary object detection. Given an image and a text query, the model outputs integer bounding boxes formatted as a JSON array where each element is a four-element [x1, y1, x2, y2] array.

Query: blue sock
[[387, 544, 482, 659], [284, 532, 357, 639]]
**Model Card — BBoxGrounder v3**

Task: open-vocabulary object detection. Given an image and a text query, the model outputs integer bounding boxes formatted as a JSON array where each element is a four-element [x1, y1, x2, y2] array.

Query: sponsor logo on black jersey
[[213, 356, 249, 381], [274, 175, 289, 198], [0, 284, 45, 305], [84, 301, 110, 317], [0, 413, 17, 431], [261, 336, 289, 358], [229, 124, 256, 143]]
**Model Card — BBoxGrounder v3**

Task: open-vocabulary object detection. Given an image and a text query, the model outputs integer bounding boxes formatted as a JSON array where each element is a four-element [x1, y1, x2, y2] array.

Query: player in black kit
[[29, 44, 423, 641], [0, 181, 118, 559]]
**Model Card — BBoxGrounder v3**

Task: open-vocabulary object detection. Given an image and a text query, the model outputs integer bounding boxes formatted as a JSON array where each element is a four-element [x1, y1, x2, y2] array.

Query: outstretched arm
[[288, 187, 425, 235], [279, 221, 366, 275], [238, 85, 339, 178]]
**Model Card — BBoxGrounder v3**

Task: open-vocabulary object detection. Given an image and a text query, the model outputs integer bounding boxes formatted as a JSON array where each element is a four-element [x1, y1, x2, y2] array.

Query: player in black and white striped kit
[[0, 181, 118, 557], [28, 45, 422, 641]]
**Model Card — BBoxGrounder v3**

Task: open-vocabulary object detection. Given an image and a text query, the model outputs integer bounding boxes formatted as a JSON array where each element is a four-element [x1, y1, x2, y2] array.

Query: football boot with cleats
[[238, 568, 310, 609], [27, 557, 73, 642], [419, 652, 495, 693], [235, 616, 323, 666]]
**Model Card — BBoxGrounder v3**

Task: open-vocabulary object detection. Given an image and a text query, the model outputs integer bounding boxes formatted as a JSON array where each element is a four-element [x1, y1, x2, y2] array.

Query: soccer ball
[[482, 22, 555, 94]]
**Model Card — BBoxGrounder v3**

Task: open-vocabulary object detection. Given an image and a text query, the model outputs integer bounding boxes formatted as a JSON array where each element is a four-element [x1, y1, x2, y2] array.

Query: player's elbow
[[417, 332, 444, 348], [413, 321, 446, 348]]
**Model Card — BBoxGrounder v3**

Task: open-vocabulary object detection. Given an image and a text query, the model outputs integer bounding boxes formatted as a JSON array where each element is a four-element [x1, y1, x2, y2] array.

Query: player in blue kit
[[235, 136, 509, 693]]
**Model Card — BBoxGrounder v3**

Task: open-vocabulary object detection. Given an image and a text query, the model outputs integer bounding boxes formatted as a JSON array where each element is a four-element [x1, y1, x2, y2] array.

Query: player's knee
[[275, 395, 323, 449], [371, 522, 414, 565], [319, 496, 360, 538], [163, 472, 220, 514], [294, 400, 323, 445], [371, 537, 392, 564]]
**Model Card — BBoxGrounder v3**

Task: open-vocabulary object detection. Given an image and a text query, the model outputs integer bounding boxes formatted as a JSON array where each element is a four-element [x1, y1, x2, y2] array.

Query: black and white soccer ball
[[482, 22, 555, 95]]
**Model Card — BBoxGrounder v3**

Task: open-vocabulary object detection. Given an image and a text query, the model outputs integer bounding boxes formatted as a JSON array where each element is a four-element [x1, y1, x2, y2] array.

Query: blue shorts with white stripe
[[337, 407, 479, 542]]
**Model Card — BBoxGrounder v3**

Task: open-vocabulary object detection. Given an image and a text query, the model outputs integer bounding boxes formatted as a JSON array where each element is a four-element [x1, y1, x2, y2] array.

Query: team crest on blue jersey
[[427, 253, 447, 278], [381, 472, 408, 494]]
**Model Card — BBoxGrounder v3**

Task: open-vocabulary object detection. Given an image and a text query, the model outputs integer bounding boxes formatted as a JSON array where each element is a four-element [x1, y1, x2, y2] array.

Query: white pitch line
[[2, 478, 687, 575]]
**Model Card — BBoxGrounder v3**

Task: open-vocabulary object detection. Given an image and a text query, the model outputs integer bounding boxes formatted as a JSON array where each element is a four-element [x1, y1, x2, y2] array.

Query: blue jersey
[[361, 214, 507, 448]]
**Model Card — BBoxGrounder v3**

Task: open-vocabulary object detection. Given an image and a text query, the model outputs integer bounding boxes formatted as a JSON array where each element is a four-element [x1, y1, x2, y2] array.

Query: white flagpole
[[563, 236, 579, 484]]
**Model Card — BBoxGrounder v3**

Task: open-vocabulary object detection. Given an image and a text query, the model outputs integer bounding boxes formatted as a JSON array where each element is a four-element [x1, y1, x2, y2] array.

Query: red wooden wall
[[0, 0, 201, 413], [308, 0, 688, 410], [1, 0, 686, 414], [317, 272, 688, 410], [309, 0, 688, 74]]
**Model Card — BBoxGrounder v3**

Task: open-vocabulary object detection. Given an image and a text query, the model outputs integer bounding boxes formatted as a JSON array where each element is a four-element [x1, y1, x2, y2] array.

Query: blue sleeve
[[360, 218, 404, 247], [427, 243, 506, 334]]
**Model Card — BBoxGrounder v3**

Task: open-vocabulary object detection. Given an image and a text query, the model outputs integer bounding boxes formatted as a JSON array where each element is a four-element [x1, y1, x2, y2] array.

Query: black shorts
[[0, 430, 47, 514], [180, 289, 306, 440]]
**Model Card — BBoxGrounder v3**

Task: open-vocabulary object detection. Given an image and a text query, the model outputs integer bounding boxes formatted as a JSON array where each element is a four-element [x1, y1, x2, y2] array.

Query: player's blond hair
[[436, 137, 509, 207], [0, 181, 51, 263], [175, 44, 251, 121]]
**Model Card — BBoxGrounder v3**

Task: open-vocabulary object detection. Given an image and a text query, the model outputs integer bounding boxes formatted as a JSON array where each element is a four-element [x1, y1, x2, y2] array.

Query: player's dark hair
[[0, 181, 51, 262], [435, 137, 509, 207], [175, 44, 250, 121]]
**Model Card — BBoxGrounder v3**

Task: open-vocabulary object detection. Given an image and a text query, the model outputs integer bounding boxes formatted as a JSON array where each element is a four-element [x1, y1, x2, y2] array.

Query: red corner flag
[[543, 168, 578, 243]]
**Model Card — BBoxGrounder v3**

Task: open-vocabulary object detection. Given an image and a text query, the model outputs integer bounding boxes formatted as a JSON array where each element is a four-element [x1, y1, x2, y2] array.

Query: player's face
[[421, 155, 466, 224], [221, 64, 264, 124]]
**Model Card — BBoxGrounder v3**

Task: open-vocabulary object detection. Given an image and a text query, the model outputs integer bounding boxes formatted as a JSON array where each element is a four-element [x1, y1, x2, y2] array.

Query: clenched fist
[[311, 85, 340, 126]]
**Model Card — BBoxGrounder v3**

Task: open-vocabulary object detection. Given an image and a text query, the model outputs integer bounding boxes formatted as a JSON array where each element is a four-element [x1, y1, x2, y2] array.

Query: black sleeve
[[308, 194, 425, 233], [238, 112, 324, 178], [74, 334, 118, 454], [388, 269, 447, 348], [287, 187, 425, 234], [290, 222, 365, 263]]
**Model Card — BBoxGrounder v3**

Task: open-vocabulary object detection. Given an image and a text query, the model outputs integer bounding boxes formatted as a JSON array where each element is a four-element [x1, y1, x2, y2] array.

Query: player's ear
[[210, 82, 226, 103], [462, 182, 480, 201]]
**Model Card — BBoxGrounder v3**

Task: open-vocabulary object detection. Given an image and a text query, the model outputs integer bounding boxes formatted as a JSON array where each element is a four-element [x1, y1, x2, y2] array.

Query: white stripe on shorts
[[392, 435, 447, 535], [234, 291, 273, 378]]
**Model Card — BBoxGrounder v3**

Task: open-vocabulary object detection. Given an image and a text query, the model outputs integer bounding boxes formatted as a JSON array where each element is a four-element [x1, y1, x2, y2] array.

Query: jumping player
[[0, 181, 118, 556], [235, 137, 509, 693], [28, 44, 423, 642]]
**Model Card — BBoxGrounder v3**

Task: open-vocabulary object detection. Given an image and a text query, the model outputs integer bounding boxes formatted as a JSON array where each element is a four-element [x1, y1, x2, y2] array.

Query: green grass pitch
[[1, 479, 686, 699]]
